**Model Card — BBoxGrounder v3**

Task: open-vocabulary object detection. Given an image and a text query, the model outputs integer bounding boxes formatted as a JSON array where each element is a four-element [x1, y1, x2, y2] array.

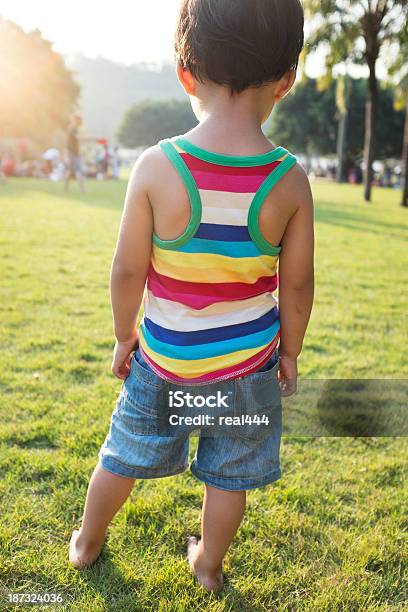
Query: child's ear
[[274, 70, 296, 102], [176, 62, 196, 96]]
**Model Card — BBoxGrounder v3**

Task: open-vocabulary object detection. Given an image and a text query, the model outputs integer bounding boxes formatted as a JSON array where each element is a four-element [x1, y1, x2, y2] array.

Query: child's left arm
[[110, 152, 154, 379]]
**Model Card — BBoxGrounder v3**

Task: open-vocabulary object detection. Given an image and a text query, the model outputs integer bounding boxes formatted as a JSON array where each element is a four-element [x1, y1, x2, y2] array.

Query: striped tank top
[[136, 135, 297, 385]]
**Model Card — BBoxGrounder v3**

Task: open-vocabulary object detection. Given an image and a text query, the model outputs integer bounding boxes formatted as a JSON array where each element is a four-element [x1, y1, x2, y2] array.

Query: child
[[69, 0, 314, 593]]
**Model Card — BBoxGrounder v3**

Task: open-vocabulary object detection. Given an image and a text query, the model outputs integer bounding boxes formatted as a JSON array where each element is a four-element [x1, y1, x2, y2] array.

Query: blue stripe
[[144, 307, 279, 346], [141, 320, 280, 360], [177, 237, 262, 258], [195, 223, 251, 242]]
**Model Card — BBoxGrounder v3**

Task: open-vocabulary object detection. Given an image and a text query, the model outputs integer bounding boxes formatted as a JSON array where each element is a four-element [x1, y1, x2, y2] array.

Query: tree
[[388, 30, 408, 206], [304, 1, 408, 202], [401, 105, 408, 206], [402, 102, 408, 206], [268, 77, 404, 172], [268, 78, 338, 157], [0, 19, 79, 146], [334, 74, 352, 182], [117, 99, 197, 148]]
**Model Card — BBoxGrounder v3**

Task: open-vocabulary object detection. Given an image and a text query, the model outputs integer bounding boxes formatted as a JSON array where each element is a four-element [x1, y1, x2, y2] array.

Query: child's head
[[175, 0, 304, 118]]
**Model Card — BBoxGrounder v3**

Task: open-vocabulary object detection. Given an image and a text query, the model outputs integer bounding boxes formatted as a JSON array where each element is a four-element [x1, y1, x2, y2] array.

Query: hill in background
[[68, 55, 185, 142]]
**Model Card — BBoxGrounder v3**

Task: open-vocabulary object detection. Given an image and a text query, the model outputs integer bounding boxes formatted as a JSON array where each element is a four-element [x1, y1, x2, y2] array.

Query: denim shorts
[[98, 347, 282, 491]]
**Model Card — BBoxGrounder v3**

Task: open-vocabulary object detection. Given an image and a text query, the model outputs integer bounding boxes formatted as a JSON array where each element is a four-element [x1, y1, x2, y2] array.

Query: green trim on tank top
[[154, 138, 298, 256], [247, 153, 298, 255], [153, 139, 202, 250], [173, 135, 287, 167]]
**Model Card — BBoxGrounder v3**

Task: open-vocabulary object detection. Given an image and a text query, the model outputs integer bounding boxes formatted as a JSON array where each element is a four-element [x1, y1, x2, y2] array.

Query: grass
[[0, 178, 407, 611]]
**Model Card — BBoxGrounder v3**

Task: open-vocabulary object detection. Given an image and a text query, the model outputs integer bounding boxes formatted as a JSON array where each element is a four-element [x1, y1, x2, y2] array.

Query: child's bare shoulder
[[131, 145, 169, 179], [126, 145, 176, 203], [269, 160, 313, 217]]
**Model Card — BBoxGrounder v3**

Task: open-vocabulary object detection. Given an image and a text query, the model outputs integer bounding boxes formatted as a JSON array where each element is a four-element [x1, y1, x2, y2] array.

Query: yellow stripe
[[138, 328, 271, 378], [152, 246, 277, 284]]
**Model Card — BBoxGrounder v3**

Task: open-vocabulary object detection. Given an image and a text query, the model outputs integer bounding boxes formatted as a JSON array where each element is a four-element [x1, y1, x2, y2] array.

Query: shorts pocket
[[233, 359, 282, 442], [114, 386, 164, 435], [115, 351, 168, 435], [123, 350, 166, 414], [239, 358, 281, 408]]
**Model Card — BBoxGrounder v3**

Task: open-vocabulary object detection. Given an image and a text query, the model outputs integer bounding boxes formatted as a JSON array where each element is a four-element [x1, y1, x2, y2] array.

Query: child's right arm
[[109, 150, 154, 379], [278, 165, 314, 396]]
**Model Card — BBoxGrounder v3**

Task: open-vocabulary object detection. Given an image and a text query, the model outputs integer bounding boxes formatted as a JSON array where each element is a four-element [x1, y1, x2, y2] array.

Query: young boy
[[69, 0, 313, 593]]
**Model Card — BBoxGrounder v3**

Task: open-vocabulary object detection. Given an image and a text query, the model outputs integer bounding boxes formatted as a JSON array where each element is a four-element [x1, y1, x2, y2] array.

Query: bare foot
[[187, 536, 224, 593], [69, 529, 104, 569]]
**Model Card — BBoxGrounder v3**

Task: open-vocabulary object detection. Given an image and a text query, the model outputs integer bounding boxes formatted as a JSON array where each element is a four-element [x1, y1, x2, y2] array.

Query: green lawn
[[0, 178, 407, 611]]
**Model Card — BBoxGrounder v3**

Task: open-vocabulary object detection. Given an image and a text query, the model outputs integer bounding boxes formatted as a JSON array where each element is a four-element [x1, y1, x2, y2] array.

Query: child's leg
[[76, 170, 85, 193], [188, 484, 246, 592], [69, 464, 135, 568]]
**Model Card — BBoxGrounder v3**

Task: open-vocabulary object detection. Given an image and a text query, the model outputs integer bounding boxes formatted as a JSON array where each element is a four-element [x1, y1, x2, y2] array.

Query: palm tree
[[388, 31, 408, 206], [304, 1, 408, 202], [335, 73, 352, 183], [401, 98, 408, 207]]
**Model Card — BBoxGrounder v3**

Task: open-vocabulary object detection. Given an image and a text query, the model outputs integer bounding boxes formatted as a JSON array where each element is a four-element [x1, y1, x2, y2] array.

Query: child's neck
[[186, 116, 274, 155], [187, 89, 276, 154]]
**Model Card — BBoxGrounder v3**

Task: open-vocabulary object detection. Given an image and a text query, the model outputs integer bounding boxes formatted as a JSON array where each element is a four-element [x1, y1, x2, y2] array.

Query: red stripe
[[147, 264, 278, 309], [188, 171, 271, 193], [180, 154, 282, 192]]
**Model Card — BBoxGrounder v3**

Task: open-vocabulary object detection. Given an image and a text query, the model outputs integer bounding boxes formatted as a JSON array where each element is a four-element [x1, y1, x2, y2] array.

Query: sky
[[0, 0, 182, 66], [0, 0, 388, 78]]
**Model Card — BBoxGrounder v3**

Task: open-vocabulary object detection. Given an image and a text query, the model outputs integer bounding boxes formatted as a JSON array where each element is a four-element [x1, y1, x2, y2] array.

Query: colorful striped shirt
[[136, 135, 297, 385]]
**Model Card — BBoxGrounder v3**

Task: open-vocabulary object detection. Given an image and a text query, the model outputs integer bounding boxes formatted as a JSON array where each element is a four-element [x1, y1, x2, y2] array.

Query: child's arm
[[110, 152, 154, 379], [278, 166, 314, 395]]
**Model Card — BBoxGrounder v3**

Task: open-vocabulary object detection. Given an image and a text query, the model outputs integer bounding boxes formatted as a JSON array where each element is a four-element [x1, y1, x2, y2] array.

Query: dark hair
[[174, 0, 304, 94]]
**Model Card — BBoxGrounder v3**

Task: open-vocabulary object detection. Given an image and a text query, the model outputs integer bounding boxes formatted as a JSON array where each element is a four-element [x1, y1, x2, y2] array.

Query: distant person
[[70, 0, 313, 595], [348, 166, 358, 184], [102, 144, 110, 179], [95, 147, 104, 180], [0, 155, 5, 183], [64, 114, 85, 193], [383, 164, 392, 188], [111, 146, 121, 179], [2, 153, 15, 177]]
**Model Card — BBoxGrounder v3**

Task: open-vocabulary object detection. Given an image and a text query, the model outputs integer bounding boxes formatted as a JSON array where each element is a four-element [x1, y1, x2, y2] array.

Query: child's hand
[[278, 354, 297, 397], [111, 333, 139, 380]]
